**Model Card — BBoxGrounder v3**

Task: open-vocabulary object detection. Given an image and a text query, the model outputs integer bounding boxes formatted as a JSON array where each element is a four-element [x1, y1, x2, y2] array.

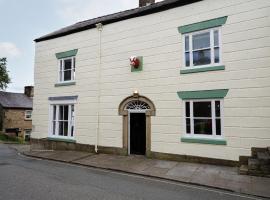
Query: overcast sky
[[0, 0, 162, 92]]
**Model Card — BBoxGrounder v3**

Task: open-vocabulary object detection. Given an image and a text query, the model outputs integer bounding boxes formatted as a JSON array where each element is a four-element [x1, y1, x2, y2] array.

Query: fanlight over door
[[125, 100, 150, 110]]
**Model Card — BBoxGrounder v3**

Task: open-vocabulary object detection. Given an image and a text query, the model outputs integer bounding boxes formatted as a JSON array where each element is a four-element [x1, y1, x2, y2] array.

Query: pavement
[[9, 144, 270, 199], [2, 144, 264, 200]]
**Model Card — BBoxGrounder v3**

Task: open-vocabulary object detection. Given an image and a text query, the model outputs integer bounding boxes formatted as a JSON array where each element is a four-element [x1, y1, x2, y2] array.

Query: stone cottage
[[0, 86, 33, 140]]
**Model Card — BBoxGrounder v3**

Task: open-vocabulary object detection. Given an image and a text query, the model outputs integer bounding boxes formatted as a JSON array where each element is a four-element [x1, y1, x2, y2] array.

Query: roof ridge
[[35, 0, 202, 42]]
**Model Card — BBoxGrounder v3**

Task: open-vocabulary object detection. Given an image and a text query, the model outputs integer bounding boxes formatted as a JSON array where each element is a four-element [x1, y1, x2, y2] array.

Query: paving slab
[[25, 150, 93, 162], [166, 162, 198, 180]]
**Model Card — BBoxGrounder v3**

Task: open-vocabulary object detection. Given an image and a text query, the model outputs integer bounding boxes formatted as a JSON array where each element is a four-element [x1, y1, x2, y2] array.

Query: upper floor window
[[55, 49, 78, 84], [59, 57, 75, 82], [183, 28, 221, 68], [25, 110, 32, 120]]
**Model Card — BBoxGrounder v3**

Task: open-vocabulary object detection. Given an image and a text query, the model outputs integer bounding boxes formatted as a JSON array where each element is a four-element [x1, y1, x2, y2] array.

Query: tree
[[0, 58, 11, 90]]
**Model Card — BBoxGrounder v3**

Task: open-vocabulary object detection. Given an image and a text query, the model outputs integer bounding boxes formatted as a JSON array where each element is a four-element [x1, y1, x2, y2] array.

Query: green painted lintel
[[55, 49, 78, 59], [178, 16, 228, 34], [47, 137, 76, 143], [180, 65, 225, 74], [177, 89, 229, 100], [131, 56, 143, 72], [181, 137, 227, 145], [55, 81, 76, 87]]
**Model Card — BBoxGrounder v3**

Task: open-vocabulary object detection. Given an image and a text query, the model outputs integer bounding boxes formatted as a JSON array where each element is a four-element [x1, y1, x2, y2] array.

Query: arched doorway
[[119, 93, 156, 156]]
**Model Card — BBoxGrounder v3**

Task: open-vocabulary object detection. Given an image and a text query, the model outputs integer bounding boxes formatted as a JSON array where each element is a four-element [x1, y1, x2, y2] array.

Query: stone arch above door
[[118, 93, 156, 156], [119, 93, 156, 116]]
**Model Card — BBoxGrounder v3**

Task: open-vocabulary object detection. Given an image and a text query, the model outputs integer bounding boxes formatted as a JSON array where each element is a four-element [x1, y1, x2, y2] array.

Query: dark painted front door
[[130, 113, 146, 155]]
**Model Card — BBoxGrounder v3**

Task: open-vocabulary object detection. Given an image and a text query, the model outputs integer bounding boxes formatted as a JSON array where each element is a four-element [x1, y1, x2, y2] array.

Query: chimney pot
[[139, 0, 155, 7], [24, 86, 34, 98]]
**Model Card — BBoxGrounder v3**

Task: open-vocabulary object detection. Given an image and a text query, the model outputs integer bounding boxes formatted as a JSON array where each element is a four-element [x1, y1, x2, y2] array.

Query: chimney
[[24, 86, 34, 98], [139, 0, 155, 7]]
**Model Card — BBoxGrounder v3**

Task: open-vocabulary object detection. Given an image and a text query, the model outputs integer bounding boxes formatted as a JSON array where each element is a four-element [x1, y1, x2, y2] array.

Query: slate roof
[[0, 91, 33, 109], [35, 0, 202, 42]]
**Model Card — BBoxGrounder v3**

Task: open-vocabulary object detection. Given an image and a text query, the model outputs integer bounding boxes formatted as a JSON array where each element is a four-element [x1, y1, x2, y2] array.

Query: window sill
[[181, 136, 227, 145], [47, 137, 76, 143], [180, 65, 225, 74], [55, 81, 76, 87]]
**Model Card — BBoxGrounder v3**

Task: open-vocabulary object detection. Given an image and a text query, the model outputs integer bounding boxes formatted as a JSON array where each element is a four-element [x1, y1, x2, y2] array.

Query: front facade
[[32, 0, 270, 164]]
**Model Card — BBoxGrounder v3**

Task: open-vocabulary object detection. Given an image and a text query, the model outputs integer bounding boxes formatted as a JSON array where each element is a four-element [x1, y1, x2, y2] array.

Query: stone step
[[248, 169, 265, 176], [239, 165, 248, 175], [257, 152, 270, 165], [251, 147, 267, 158], [248, 158, 260, 170], [260, 164, 270, 174], [239, 156, 249, 165]]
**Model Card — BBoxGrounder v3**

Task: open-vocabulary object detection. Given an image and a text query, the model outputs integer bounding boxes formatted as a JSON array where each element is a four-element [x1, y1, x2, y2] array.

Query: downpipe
[[95, 23, 103, 153]]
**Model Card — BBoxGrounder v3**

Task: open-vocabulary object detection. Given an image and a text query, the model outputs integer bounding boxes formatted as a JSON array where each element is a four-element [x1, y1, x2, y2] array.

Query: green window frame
[[177, 89, 229, 145], [55, 49, 78, 85], [178, 17, 228, 74]]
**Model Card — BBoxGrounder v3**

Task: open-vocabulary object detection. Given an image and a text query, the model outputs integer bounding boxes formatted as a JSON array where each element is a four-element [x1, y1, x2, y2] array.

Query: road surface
[[0, 144, 264, 200]]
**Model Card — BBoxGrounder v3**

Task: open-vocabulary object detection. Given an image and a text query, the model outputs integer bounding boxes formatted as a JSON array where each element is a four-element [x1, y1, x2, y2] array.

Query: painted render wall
[[32, 0, 270, 161]]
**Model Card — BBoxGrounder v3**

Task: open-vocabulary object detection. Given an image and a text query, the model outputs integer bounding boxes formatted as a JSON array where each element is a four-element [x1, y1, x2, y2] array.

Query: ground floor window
[[24, 129, 32, 141], [50, 104, 75, 139], [184, 99, 223, 137]]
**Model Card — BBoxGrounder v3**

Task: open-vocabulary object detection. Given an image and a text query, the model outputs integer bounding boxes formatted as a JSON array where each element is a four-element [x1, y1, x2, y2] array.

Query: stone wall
[[3, 108, 32, 137]]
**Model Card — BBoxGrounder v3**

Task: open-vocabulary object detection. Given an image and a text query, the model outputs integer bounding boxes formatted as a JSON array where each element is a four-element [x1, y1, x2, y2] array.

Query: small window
[[184, 100, 223, 137], [59, 57, 75, 82], [183, 28, 221, 68], [50, 104, 75, 139], [24, 129, 31, 141], [25, 110, 32, 120]]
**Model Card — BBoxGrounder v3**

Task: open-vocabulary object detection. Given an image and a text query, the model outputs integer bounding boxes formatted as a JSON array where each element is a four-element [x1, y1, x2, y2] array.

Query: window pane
[[73, 57, 76, 70], [214, 47, 220, 63], [64, 122, 68, 136], [193, 102, 211, 117], [192, 32, 210, 50], [185, 102, 190, 117], [53, 106, 56, 120], [59, 106, 63, 120], [194, 119, 212, 135], [64, 70, 72, 81], [64, 105, 69, 120], [185, 52, 190, 67], [71, 126, 74, 137], [71, 105, 74, 137], [216, 119, 221, 135], [59, 121, 63, 136], [215, 101, 220, 117], [186, 118, 191, 134], [185, 36, 189, 51], [52, 121, 56, 135], [214, 30, 219, 47], [193, 49, 211, 66], [64, 59, 72, 70]]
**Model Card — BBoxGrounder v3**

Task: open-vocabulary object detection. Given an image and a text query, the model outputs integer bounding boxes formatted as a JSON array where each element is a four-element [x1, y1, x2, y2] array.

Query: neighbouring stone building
[[32, 0, 270, 166], [0, 86, 33, 140]]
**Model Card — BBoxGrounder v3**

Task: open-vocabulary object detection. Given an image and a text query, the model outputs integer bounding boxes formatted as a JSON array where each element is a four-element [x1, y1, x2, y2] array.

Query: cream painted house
[[32, 0, 270, 165]]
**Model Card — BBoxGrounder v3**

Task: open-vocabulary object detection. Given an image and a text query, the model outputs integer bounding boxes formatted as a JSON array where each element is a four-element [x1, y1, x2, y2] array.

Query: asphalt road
[[0, 144, 264, 200]]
